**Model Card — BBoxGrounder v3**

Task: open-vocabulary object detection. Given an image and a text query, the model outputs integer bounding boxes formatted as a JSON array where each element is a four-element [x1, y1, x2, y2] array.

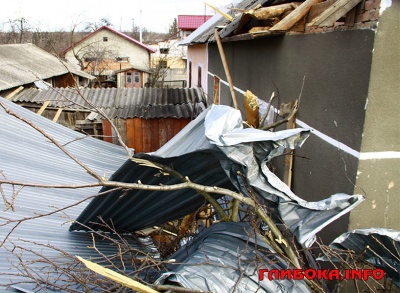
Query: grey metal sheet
[[323, 228, 400, 288], [71, 105, 363, 249], [157, 222, 312, 293], [0, 97, 153, 291]]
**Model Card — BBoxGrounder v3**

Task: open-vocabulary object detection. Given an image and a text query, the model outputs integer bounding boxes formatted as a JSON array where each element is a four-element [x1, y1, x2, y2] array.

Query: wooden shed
[[10, 87, 207, 153]]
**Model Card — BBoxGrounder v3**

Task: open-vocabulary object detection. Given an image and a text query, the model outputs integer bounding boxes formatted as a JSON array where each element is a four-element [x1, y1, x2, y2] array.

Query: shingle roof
[[62, 26, 156, 56], [0, 97, 153, 291], [11, 87, 207, 119], [0, 43, 94, 91], [178, 15, 213, 30]]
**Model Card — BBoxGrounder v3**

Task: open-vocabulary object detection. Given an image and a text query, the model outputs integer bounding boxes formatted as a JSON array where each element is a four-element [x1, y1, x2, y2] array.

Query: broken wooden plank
[[205, 2, 233, 21], [244, 90, 259, 128], [245, 3, 301, 20], [76, 256, 160, 293], [5, 86, 24, 100], [52, 108, 63, 122], [307, 0, 363, 27], [37, 100, 51, 116], [270, 0, 323, 31], [213, 75, 221, 105]]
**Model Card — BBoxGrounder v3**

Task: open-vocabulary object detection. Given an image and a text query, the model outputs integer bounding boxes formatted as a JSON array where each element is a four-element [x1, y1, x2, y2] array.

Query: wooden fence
[[103, 117, 190, 153]]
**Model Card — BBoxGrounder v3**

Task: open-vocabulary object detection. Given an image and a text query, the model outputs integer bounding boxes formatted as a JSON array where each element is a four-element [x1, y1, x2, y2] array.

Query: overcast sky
[[1, 0, 231, 33]]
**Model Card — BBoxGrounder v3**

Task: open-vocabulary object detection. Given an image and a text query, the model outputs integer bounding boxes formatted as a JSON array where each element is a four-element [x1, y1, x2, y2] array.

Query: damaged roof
[[182, 0, 370, 45], [0, 43, 94, 91], [0, 97, 154, 292], [11, 87, 206, 119], [71, 105, 363, 248]]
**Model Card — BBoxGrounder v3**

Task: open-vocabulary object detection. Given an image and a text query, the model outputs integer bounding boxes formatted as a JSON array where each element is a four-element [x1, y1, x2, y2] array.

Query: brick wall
[[305, 0, 381, 34]]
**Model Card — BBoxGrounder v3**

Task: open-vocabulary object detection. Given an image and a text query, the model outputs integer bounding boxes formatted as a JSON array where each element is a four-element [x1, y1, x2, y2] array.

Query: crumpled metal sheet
[[323, 228, 400, 287], [156, 222, 312, 293], [203, 105, 364, 247], [73, 104, 363, 248]]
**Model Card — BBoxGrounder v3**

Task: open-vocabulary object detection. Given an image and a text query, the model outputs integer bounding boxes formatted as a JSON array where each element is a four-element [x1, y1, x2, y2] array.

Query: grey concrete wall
[[350, 2, 400, 230], [207, 30, 375, 243]]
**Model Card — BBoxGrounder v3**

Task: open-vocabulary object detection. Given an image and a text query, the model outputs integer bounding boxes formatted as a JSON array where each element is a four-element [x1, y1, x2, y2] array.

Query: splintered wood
[[244, 90, 259, 128]]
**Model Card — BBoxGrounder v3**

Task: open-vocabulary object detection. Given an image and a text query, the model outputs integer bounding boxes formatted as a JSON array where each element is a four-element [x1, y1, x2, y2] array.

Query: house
[[62, 26, 156, 87], [181, 13, 222, 90], [0, 97, 156, 292], [0, 43, 94, 97], [147, 15, 212, 88], [149, 38, 188, 88], [181, 0, 400, 244]]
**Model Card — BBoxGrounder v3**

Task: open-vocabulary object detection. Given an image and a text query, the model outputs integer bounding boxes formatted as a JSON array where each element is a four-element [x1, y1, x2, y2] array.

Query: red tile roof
[[178, 15, 212, 30]]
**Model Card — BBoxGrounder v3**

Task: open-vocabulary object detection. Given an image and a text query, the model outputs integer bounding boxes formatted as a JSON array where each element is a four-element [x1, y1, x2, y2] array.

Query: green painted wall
[[351, 1, 400, 230]]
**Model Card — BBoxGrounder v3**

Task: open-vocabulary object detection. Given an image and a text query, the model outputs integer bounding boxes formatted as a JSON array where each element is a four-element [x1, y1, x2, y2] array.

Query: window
[[159, 60, 167, 69], [188, 61, 192, 88], [126, 72, 132, 83], [134, 72, 140, 83], [116, 56, 129, 62], [84, 57, 97, 62], [103, 36, 108, 42], [197, 66, 202, 88], [160, 48, 169, 54]]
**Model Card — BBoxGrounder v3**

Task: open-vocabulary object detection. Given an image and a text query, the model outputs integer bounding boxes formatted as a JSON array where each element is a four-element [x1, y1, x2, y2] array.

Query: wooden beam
[[245, 3, 301, 20], [345, 6, 356, 26], [214, 29, 239, 110], [306, 0, 335, 23], [270, 0, 323, 31], [307, 0, 363, 27], [37, 100, 51, 116], [5, 86, 24, 100], [52, 108, 63, 122]]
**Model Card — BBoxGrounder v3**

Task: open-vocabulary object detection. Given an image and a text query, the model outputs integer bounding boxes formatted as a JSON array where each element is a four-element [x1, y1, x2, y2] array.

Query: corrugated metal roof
[[0, 43, 94, 91], [11, 87, 206, 119], [0, 97, 154, 291]]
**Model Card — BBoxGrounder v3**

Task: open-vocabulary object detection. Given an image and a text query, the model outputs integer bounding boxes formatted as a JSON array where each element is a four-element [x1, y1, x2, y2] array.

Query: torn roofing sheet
[[71, 105, 363, 247], [156, 222, 312, 293], [323, 228, 400, 288]]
